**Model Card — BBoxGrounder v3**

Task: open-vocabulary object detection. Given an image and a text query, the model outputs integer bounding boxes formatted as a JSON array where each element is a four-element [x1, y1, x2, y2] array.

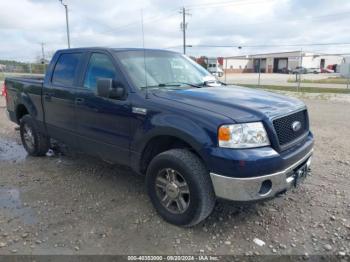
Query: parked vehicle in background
[[207, 58, 224, 77], [307, 68, 321, 74], [292, 66, 308, 74], [292, 67, 320, 74], [321, 68, 334, 73], [4, 47, 313, 227], [280, 67, 292, 74], [321, 65, 335, 73]]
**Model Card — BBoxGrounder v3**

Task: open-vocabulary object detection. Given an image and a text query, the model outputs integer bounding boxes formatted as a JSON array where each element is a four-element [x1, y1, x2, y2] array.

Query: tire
[[20, 114, 49, 156], [146, 149, 216, 227]]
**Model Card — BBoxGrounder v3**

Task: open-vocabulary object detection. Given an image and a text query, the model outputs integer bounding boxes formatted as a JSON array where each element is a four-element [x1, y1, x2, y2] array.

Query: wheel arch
[[135, 127, 211, 175], [15, 104, 29, 123]]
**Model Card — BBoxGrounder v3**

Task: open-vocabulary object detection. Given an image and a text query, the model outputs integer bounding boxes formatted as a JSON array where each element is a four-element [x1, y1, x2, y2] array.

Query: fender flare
[[131, 114, 215, 173], [16, 92, 38, 120]]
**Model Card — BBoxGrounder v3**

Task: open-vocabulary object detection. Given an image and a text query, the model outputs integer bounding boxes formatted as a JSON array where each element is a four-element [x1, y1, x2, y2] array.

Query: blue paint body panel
[[5, 47, 314, 179]]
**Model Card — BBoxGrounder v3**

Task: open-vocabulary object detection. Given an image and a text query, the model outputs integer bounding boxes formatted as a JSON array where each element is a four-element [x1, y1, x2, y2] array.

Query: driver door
[[74, 52, 132, 165]]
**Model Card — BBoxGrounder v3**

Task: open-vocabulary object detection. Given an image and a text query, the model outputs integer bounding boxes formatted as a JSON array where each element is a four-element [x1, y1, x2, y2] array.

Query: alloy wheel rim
[[155, 168, 190, 214], [23, 124, 35, 151]]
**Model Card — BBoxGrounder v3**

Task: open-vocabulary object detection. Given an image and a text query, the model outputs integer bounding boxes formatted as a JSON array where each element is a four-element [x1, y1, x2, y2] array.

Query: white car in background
[[292, 67, 321, 74], [207, 63, 224, 77], [307, 68, 321, 74]]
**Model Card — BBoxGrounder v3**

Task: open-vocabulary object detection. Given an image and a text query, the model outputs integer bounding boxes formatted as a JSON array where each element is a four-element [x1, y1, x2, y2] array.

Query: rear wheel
[[20, 115, 49, 156], [146, 149, 216, 227]]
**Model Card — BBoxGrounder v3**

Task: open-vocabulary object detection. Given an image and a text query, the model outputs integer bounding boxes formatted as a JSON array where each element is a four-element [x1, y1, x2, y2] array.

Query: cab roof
[[55, 47, 178, 54]]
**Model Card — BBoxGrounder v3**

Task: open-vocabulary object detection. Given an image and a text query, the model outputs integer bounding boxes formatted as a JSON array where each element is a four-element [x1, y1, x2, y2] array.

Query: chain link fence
[[215, 53, 350, 93], [1, 56, 349, 93], [0, 63, 47, 84]]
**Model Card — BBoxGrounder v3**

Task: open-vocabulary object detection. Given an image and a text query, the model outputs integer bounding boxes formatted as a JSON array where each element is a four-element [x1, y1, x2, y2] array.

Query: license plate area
[[293, 162, 309, 187]]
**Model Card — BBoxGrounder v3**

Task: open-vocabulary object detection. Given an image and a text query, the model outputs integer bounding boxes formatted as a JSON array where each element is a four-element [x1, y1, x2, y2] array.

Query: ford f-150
[[4, 48, 314, 226]]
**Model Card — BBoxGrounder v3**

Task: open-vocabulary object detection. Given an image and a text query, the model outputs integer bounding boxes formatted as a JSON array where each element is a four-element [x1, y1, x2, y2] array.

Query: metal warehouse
[[223, 51, 343, 73]]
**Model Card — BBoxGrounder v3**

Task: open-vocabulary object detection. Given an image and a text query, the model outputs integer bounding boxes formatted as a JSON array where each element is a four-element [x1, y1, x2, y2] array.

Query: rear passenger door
[[43, 52, 83, 147], [74, 52, 132, 165]]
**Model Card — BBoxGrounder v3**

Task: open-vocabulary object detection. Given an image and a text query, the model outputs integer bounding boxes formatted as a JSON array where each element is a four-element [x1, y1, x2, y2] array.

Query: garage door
[[278, 59, 288, 69]]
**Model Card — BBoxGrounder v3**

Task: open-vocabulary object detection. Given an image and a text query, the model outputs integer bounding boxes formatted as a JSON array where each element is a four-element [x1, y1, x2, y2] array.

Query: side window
[[84, 53, 117, 90], [52, 53, 82, 86]]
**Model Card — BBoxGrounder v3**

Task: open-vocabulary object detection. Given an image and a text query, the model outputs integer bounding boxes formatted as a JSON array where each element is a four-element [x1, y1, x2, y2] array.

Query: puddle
[[0, 188, 37, 224], [0, 138, 27, 161]]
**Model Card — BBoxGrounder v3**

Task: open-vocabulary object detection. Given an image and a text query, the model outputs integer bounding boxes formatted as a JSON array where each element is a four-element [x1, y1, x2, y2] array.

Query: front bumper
[[210, 149, 313, 201]]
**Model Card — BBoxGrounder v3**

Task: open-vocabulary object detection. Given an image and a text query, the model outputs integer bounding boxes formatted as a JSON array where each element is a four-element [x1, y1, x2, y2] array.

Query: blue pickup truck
[[4, 48, 313, 226]]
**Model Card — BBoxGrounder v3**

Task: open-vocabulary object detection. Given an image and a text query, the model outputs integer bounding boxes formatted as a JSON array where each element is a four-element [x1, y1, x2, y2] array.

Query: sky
[[0, 0, 350, 61]]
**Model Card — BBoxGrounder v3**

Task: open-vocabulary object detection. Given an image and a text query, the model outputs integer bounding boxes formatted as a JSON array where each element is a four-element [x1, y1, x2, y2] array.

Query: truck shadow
[[50, 145, 264, 227], [52, 144, 269, 228]]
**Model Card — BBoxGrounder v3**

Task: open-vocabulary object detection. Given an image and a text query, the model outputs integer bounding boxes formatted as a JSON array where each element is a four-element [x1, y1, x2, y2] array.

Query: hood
[[153, 86, 305, 122]]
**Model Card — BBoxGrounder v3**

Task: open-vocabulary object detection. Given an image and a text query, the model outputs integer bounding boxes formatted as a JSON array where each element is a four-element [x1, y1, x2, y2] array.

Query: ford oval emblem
[[291, 121, 302, 132]]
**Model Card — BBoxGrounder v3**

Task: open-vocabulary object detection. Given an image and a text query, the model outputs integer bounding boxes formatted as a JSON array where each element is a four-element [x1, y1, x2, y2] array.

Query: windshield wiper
[[158, 83, 183, 87], [139, 83, 181, 89], [195, 80, 224, 87], [160, 82, 203, 88], [140, 82, 202, 89]]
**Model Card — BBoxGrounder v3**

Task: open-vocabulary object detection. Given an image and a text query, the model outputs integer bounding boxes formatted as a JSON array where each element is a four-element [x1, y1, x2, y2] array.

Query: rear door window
[[84, 53, 117, 90], [52, 53, 82, 86]]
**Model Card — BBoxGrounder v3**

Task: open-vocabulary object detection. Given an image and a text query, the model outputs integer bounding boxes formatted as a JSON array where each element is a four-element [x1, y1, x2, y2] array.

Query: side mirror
[[96, 78, 125, 99]]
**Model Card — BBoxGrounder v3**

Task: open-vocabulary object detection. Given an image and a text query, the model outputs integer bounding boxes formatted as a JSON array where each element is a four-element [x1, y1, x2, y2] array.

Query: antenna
[[141, 9, 149, 99]]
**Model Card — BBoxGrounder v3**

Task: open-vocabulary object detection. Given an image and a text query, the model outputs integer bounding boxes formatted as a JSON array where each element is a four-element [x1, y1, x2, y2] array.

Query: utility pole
[[41, 42, 46, 74], [41, 42, 45, 63], [297, 49, 303, 92], [258, 58, 261, 87], [347, 61, 350, 89], [59, 0, 71, 48], [224, 58, 227, 84], [180, 7, 190, 55]]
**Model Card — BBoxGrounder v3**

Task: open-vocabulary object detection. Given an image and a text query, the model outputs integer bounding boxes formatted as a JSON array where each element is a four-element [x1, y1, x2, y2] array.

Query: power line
[[82, 4, 350, 53], [183, 42, 350, 49], [185, 0, 268, 9], [94, 8, 179, 35], [218, 10, 350, 28]]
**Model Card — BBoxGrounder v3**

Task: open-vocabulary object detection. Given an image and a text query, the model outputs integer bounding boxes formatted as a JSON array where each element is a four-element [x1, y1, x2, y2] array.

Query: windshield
[[114, 50, 216, 89]]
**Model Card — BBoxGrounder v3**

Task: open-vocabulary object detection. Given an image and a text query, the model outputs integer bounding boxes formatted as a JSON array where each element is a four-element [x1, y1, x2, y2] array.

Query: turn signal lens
[[218, 126, 231, 141]]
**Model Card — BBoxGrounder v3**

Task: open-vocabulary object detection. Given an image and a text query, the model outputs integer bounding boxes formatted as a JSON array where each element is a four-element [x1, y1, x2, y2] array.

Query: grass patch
[[287, 76, 349, 84], [236, 84, 350, 94]]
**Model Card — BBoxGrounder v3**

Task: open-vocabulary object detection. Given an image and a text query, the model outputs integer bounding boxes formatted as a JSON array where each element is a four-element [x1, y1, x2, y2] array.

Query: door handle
[[75, 98, 85, 105]]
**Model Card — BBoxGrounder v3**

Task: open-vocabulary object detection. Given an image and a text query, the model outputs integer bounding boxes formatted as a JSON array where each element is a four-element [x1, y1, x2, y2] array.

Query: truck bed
[[6, 75, 44, 84], [5, 76, 45, 124]]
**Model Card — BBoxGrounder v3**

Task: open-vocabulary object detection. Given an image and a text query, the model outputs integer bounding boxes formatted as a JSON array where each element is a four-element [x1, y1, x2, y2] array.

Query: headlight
[[218, 122, 270, 148]]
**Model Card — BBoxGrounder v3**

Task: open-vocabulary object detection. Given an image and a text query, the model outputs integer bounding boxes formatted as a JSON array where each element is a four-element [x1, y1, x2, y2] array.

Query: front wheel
[[146, 149, 216, 227], [20, 115, 49, 156]]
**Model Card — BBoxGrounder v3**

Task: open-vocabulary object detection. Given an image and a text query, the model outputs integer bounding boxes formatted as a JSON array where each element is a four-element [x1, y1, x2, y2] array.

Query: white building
[[339, 57, 350, 77], [223, 51, 343, 73]]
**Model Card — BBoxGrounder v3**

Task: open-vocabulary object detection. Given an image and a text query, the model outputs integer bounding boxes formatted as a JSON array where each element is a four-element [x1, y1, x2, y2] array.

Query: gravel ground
[[0, 95, 349, 257]]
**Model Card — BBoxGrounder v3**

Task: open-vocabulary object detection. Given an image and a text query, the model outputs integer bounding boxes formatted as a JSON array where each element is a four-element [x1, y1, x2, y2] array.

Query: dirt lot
[[0, 94, 349, 257]]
